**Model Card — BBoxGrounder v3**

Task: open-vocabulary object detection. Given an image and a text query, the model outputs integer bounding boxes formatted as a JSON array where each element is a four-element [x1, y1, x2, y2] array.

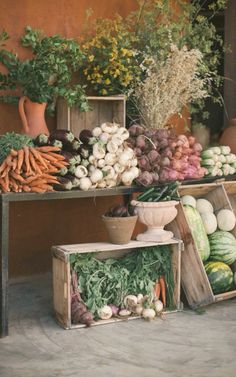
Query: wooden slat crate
[[57, 95, 126, 138], [167, 182, 236, 309], [52, 239, 183, 330]]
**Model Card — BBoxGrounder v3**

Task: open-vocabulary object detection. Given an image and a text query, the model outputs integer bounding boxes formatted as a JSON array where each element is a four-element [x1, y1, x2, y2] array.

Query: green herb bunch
[[0, 26, 89, 113], [70, 245, 175, 318]]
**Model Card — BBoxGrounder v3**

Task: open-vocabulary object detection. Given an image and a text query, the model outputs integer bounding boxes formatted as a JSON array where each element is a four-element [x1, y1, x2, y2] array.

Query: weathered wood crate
[[52, 239, 182, 330], [57, 95, 126, 138], [167, 182, 236, 309]]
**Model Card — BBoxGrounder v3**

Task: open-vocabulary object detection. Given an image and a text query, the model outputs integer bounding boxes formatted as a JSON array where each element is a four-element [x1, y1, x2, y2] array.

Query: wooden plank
[[52, 257, 70, 329], [56, 95, 126, 134], [54, 239, 181, 255], [167, 203, 214, 309], [171, 243, 182, 310], [214, 290, 236, 303]]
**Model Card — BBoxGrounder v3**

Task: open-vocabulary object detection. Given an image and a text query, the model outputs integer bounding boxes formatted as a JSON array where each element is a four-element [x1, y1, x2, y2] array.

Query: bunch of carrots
[[0, 145, 68, 193], [154, 275, 166, 307]]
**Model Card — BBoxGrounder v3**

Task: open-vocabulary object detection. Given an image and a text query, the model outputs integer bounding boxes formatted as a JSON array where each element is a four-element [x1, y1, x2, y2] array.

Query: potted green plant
[[0, 26, 89, 137]]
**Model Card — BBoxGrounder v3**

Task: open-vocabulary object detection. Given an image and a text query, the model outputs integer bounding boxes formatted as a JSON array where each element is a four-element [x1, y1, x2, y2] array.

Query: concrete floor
[[0, 274, 236, 377]]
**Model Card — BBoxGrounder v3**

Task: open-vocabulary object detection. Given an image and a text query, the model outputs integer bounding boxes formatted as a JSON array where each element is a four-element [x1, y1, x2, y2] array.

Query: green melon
[[183, 205, 210, 262], [205, 261, 233, 294], [208, 230, 236, 265]]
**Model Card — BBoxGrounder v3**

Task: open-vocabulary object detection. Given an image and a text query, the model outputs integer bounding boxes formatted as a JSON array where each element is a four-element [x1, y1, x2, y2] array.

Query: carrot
[[1, 165, 10, 178], [51, 161, 68, 169], [159, 275, 166, 307], [30, 186, 46, 193], [16, 149, 24, 174], [36, 146, 61, 153], [40, 184, 54, 191], [9, 178, 19, 192], [22, 185, 31, 193], [3, 173, 10, 192], [0, 177, 8, 192], [24, 174, 40, 184], [47, 167, 59, 173], [41, 173, 58, 181], [29, 147, 48, 169], [10, 149, 18, 157], [11, 157, 18, 171], [29, 179, 47, 187], [10, 171, 26, 183], [0, 160, 8, 175], [47, 152, 66, 161], [154, 279, 161, 299], [5, 154, 13, 167], [23, 146, 31, 175], [39, 153, 58, 163]]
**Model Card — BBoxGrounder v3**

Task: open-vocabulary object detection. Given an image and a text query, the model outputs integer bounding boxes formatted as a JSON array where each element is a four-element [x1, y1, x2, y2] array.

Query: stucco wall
[[0, 0, 137, 277]]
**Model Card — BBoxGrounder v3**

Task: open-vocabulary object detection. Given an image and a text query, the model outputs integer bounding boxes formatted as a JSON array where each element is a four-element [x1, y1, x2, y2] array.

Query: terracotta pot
[[219, 119, 236, 154], [102, 215, 138, 245], [18, 96, 49, 137], [131, 200, 179, 242]]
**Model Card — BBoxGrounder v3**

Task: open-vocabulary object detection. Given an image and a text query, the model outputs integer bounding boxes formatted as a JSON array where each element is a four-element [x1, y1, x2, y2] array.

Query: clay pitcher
[[219, 118, 236, 154], [18, 96, 50, 137]]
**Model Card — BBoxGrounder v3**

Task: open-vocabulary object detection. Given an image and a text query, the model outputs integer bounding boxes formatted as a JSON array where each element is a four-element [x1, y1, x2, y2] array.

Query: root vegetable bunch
[[0, 145, 68, 193]]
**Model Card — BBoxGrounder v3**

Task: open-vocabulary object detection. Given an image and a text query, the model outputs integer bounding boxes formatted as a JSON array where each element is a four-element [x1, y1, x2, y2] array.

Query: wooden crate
[[167, 182, 236, 309], [57, 95, 126, 138], [52, 239, 182, 330]]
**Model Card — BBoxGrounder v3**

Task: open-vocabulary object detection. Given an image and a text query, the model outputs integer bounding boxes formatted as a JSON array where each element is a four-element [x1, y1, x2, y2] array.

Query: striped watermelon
[[183, 205, 210, 262], [205, 261, 233, 294], [208, 230, 236, 265]]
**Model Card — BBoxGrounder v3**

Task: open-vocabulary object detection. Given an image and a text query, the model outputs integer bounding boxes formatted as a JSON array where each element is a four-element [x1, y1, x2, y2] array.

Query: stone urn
[[131, 200, 179, 242]]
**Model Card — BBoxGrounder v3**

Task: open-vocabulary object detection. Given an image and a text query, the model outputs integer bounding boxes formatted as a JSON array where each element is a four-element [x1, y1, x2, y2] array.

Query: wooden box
[[57, 95, 126, 138], [52, 239, 182, 330], [167, 182, 236, 309]]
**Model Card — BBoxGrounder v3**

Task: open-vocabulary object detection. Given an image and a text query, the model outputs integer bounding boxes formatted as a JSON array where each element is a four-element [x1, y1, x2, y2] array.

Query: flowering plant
[[80, 17, 143, 96]]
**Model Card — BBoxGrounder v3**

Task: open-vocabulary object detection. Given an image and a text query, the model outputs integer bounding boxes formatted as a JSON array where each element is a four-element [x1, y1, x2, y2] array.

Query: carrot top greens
[[0, 132, 34, 163]]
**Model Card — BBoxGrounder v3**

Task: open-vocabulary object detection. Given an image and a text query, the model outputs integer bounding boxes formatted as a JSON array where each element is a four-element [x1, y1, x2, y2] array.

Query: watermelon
[[183, 205, 210, 262], [208, 230, 236, 265], [205, 261, 233, 294]]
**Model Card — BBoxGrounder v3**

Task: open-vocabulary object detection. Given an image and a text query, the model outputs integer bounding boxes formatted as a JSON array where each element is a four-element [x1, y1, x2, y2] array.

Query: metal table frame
[[0, 186, 139, 338]]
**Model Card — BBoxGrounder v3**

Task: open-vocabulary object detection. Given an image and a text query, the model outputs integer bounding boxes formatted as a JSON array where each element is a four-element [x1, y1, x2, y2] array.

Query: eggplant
[[50, 139, 63, 149], [53, 176, 73, 191], [60, 150, 80, 165], [105, 204, 130, 217], [79, 129, 93, 144], [65, 174, 80, 188], [34, 133, 50, 146], [78, 145, 91, 159], [49, 129, 75, 143]]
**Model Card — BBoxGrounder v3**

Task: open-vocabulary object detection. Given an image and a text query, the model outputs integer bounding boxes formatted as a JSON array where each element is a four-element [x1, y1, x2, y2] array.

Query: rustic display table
[[0, 186, 140, 338]]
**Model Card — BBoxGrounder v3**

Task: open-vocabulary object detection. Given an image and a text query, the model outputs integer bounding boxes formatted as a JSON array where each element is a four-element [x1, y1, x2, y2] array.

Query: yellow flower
[[101, 89, 108, 95], [88, 55, 95, 62], [104, 78, 111, 85]]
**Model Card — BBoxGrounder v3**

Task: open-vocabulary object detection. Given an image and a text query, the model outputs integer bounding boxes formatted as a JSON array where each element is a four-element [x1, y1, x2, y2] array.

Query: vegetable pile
[[201, 145, 236, 177], [35, 123, 139, 191], [70, 244, 175, 323], [136, 181, 180, 202], [180, 194, 236, 294], [0, 132, 67, 193], [127, 124, 205, 185]]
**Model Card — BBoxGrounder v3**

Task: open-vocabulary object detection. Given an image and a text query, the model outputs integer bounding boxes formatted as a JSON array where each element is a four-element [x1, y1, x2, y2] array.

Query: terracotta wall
[[0, 0, 137, 277]]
